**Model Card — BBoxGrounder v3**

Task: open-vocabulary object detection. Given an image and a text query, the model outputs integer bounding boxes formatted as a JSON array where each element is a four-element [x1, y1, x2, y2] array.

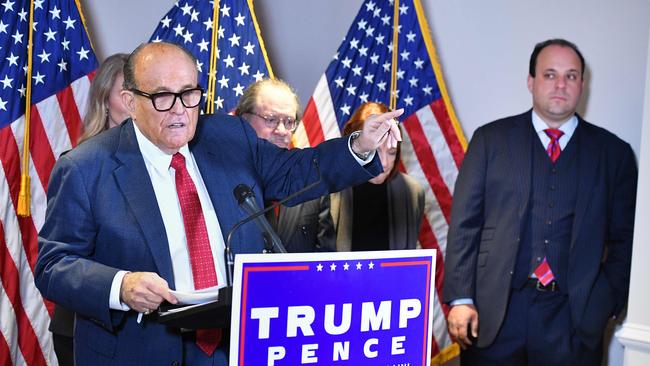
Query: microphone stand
[[224, 159, 321, 287]]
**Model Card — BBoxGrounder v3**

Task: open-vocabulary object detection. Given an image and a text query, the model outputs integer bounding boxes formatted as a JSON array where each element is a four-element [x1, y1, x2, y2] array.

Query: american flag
[[150, 0, 273, 113], [294, 0, 466, 363], [0, 0, 97, 365]]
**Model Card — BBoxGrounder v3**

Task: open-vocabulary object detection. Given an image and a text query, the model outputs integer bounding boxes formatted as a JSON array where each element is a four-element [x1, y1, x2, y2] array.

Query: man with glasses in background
[[235, 79, 336, 253], [35, 42, 403, 366]]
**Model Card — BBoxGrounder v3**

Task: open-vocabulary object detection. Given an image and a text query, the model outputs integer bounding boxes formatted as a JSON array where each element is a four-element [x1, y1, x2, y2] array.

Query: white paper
[[170, 286, 219, 305]]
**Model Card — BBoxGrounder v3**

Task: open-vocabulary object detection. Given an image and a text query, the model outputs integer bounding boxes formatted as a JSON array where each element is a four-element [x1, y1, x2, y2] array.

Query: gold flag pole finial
[[17, 0, 37, 217]]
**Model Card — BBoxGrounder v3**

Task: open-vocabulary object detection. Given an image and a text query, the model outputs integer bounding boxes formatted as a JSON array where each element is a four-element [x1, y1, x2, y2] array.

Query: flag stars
[[229, 33, 240, 46], [365, 26, 375, 37], [359, 92, 369, 103], [404, 95, 414, 106], [364, 73, 374, 84], [381, 14, 390, 26], [186, 8, 198, 22], [32, 72, 45, 85], [340, 104, 351, 115], [77, 47, 89, 61], [203, 18, 213, 30], [57, 59, 67, 72], [238, 62, 250, 76], [252, 70, 265, 81], [63, 16, 76, 29], [357, 19, 367, 30], [399, 4, 409, 14], [12, 30, 22, 44], [359, 46, 368, 57], [346, 85, 356, 95], [334, 76, 344, 88], [356, 262, 362, 270], [414, 58, 424, 69], [243, 41, 255, 55], [375, 34, 385, 45], [341, 57, 352, 68], [234, 12, 246, 26], [217, 26, 225, 38], [49, 6, 61, 19], [173, 23, 184, 36], [215, 96, 224, 110], [61, 38, 70, 50], [233, 83, 244, 96], [44, 27, 57, 41], [373, 8, 381, 17], [182, 30, 193, 43], [352, 65, 362, 76], [368, 261, 375, 269], [343, 263, 350, 271], [377, 81, 387, 91], [382, 62, 391, 72], [1, 0, 14, 12], [408, 77, 419, 87], [0, 97, 7, 111], [0, 20, 7, 33], [223, 54, 235, 67], [18, 84, 25, 97], [161, 16, 172, 27], [400, 50, 410, 61], [195, 59, 203, 72], [18, 8, 27, 21], [406, 31, 416, 42], [33, 0, 43, 9], [1, 75, 12, 89], [317, 263, 323, 272], [197, 38, 209, 52], [330, 263, 337, 271], [6, 52, 18, 66], [38, 49, 51, 63], [217, 75, 229, 90], [180, 2, 192, 15], [370, 53, 379, 64], [422, 85, 433, 95], [349, 38, 359, 49], [220, 4, 230, 17], [365, 1, 375, 12], [396, 69, 405, 79]]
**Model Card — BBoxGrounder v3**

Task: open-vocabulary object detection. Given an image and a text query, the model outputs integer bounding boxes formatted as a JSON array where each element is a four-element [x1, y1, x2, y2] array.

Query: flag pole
[[247, 0, 274, 79], [389, 0, 400, 111], [17, 0, 37, 217], [206, 0, 220, 114]]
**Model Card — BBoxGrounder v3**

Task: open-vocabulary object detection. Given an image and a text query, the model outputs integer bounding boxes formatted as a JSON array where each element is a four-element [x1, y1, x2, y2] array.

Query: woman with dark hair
[[332, 102, 425, 251]]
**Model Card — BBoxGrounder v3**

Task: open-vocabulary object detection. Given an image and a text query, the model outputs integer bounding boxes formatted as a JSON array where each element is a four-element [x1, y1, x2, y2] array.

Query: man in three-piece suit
[[34, 42, 403, 366], [443, 39, 638, 365], [235, 78, 336, 253]]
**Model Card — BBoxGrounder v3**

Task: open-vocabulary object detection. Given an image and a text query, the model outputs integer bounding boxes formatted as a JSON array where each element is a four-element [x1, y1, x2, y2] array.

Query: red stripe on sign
[[430, 99, 465, 168], [0, 223, 48, 366], [402, 113, 453, 222], [302, 98, 326, 146], [27, 106, 56, 192], [57, 86, 84, 148]]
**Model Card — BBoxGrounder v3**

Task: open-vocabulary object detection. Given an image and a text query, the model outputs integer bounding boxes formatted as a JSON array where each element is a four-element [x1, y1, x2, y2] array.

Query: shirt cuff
[[450, 298, 474, 306], [347, 134, 376, 165], [109, 270, 132, 311]]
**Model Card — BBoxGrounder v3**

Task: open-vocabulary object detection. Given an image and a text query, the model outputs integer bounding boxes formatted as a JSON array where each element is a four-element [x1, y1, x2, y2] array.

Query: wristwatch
[[350, 131, 371, 160]]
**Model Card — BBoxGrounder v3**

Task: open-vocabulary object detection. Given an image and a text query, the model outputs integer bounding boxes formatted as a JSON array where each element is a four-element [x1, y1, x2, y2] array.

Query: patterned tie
[[170, 153, 221, 356], [544, 128, 564, 163], [532, 129, 564, 286]]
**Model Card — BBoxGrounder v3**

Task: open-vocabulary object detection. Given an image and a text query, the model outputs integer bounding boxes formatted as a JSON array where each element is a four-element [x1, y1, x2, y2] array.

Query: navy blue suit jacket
[[34, 114, 381, 365], [443, 110, 637, 348]]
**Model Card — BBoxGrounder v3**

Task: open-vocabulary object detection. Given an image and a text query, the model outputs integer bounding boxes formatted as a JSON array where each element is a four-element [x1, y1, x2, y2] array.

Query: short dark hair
[[122, 42, 197, 90], [529, 38, 585, 77]]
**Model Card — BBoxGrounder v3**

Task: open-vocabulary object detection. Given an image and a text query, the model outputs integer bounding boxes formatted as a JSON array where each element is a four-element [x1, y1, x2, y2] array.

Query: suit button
[[548, 202, 555, 208], [171, 361, 179, 366], [509, 270, 514, 275]]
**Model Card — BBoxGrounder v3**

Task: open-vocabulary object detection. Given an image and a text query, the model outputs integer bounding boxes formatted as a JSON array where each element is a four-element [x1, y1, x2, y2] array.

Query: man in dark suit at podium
[[235, 78, 336, 253], [34, 42, 403, 366], [443, 39, 637, 365]]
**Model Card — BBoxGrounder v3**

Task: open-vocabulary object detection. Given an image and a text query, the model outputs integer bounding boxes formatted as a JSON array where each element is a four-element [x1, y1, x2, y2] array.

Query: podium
[[154, 287, 232, 329]]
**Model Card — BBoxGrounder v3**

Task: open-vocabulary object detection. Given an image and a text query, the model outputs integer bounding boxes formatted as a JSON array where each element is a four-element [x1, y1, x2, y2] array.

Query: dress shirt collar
[[531, 110, 578, 138]]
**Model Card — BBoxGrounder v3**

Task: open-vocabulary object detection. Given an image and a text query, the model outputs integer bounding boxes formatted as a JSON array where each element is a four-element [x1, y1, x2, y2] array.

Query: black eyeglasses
[[130, 87, 204, 112], [247, 111, 298, 132]]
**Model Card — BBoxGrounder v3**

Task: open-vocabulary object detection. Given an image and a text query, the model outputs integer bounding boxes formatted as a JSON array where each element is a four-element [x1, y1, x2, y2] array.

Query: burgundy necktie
[[532, 129, 564, 286], [544, 128, 564, 163], [171, 153, 221, 356]]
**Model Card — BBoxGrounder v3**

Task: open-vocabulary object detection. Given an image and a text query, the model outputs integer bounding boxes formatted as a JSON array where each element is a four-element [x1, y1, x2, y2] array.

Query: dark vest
[[512, 128, 579, 291]]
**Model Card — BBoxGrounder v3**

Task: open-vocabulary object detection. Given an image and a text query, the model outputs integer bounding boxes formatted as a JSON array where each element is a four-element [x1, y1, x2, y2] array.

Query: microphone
[[224, 159, 322, 287], [234, 184, 287, 255]]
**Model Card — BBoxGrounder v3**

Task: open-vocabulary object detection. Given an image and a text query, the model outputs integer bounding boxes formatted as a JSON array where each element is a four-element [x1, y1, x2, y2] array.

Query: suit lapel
[[113, 121, 175, 286], [570, 120, 600, 250], [506, 111, 534, 223]]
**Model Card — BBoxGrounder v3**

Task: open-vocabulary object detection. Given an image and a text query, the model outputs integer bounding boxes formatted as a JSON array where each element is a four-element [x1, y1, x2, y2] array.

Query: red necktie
[[544, 128, 564, 163], [532, 129, 564, 286], [171, 153, 221, 356]]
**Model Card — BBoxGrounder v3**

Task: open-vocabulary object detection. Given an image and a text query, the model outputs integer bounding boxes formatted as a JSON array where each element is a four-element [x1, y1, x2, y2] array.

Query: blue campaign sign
[[229, 250, 436, 366]]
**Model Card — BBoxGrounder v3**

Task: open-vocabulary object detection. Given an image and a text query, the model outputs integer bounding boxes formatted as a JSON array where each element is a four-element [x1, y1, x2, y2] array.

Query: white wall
[[80, 1, 650, 364]]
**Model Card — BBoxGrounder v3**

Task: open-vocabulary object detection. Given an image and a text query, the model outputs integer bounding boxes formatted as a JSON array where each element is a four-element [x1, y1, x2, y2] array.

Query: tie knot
[[544, 128, 564, 142], [170, 152, 185, 170]]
